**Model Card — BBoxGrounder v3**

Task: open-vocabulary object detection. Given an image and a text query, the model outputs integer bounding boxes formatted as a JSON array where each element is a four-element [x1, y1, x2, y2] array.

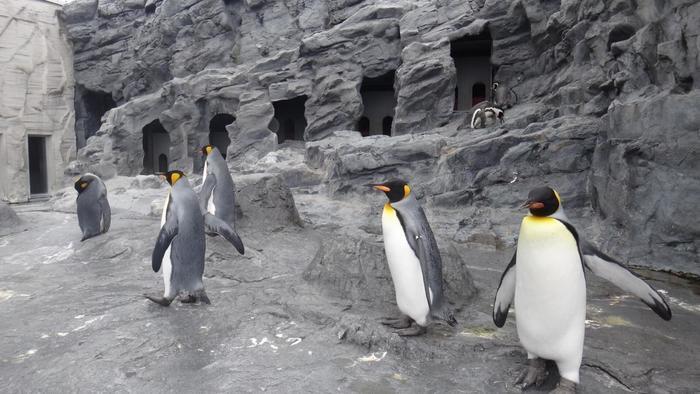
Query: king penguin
[[493, 186, 672, 392], [75, 173, 111, 242], [371, 179, 457, 336], [200, 145, 244, 255], [145, 170, 245, 306]]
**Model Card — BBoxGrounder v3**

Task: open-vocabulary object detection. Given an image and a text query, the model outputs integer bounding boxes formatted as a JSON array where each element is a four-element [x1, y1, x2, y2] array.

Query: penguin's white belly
[[207, 186, 216, 214], [161, 193, 173, 296], [515, 216, 586, 362], [382, 204, 429, 326]]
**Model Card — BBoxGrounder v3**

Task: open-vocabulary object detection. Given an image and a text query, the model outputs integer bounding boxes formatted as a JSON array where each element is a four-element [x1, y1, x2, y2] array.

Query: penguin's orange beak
[[372, 185, 390, 192], [522, 200, 544, 209]]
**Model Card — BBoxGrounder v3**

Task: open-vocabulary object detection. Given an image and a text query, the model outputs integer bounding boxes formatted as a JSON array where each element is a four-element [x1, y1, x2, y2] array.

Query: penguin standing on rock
[[371, 180, 457, 336], [145, 170, 245, 306], [199, 145, 244, 255], [75, 173, 110, 241], [493, 186, 671, 393]]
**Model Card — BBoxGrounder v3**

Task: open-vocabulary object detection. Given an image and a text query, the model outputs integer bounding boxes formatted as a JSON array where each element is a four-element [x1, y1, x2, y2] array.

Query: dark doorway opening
[[357, 117, 370, 137], [272, 96, 307, 143], [75, 87, 117, 148], [472, 83, 486, 107], [359, 71, 396, 136], [142, 120, 170, 174], [209, 114, 234, 158], [450, 30, 492, 111], [382, 116, 393, 136], [28, 136, 48, 195]]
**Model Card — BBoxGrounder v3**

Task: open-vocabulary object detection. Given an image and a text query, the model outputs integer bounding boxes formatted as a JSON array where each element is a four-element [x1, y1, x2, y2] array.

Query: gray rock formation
[[62, 0, 698, 275], [0, 202, 21, 235]]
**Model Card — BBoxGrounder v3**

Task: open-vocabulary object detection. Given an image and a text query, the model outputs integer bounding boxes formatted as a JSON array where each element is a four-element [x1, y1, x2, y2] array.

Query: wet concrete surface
[[1, 189, 699, 393]]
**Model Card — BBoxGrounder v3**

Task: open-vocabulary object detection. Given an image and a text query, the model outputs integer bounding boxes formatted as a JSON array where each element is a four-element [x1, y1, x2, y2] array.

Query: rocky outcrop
[[62, 0, 699, 273], [0, 0, 75, 202]]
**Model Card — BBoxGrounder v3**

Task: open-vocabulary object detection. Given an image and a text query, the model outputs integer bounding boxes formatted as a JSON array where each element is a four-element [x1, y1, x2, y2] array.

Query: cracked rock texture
[[63, 0, 699, 274], [0, 0, 75, 202]]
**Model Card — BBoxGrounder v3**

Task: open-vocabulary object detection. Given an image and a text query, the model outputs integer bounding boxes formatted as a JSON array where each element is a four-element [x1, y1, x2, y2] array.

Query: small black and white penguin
[[471, 104, 504, 129], [493, 186, 672, 392], [145, 170, 245, 306], [75, 173, 110, 242], [372, 179, 457, 336], [491, 82, 518, 109], [199, 145, 244, 255]]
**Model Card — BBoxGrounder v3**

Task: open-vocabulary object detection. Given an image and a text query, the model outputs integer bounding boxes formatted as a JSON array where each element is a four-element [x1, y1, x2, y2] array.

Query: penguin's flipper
[[199, 172, 217, 212], [152, 216, 179, 273], [493, 251, 516, 327], [204, 213, 245, 255], [99, 194, 111, 233], [470, 108, 482, 129], [580, 238, 671, 321]]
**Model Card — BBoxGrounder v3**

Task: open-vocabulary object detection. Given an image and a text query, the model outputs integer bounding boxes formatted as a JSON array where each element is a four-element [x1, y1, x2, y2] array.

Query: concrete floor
[[1, 184, 699, 393]]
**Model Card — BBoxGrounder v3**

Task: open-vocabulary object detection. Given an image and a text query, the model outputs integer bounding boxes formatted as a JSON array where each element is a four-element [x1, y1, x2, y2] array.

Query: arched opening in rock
[[74, 87, 116, 149], [359, 71, 396, 136], [357, 116, 370, 137], [272, 96, 307, 143], [382, 116, 393, 136], [451, 30, 492, 111], [209, 113, 234, 158], [142, 120, 170, 175], [472, 83, 486, 107], [607, 24, 636, 51]]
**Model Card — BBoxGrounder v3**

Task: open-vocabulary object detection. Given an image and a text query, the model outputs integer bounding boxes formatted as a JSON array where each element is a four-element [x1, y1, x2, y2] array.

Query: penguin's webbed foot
[[515, 358, 547, 390], [144, 294, 174, 306], [549, 378, 576, 394], [379, 315, 412, 329], [394, 324, 427, 336], [179, 294, 197, 304]]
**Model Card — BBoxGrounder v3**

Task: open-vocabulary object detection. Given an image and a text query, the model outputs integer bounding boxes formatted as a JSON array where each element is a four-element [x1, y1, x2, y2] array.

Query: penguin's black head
[[524, 186, 560, 216], [370, 179, 410, 203], [201, 145, 214, 156], [74, 176, 91, 193], [161, 170, 185, 186]]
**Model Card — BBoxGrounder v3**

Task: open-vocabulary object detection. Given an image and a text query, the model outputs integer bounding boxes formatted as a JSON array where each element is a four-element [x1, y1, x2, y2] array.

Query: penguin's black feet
[[144, 294, 174, 306], [394, 324, 427, 336], [197, 291, 211, 305], [515, 358, 547, 390], [550, 378, 576, 394], [179, 294, 197, 304], [379, 315, 412, 329]]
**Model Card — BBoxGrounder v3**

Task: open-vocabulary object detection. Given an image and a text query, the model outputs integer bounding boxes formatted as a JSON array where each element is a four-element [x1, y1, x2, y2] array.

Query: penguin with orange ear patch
[[371, 179, 457, 336], [75, 173, 110, 241], [146, 170, 244, 306]]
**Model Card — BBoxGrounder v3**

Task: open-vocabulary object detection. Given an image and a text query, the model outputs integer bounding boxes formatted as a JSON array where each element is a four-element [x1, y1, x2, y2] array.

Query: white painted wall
[[0, 0, 75, 202], [454, 56, 491, 111]]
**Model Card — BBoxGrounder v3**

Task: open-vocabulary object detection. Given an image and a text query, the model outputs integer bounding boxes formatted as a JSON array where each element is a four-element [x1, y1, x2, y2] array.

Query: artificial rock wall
[[64, 0, 699, 273], [0, 0, 75, 203]]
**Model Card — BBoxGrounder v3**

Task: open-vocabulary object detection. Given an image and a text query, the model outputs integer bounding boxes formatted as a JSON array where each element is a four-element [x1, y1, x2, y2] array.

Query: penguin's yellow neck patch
[[520, 216, 573, 243], [206, 146, 213, 155], [553, 190, 561, 204], [80, 182, 88, 189], [383, 203, 396, 216], [403, 184, 411, 198], [171, 173, 181, 184]]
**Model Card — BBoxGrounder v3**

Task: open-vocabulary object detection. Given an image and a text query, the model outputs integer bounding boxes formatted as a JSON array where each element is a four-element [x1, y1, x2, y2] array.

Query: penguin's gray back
[[206, 149, 237, 226], [391, 195, 447, 311], [168, 179, 206, 292], [76, 174, 109, 240]]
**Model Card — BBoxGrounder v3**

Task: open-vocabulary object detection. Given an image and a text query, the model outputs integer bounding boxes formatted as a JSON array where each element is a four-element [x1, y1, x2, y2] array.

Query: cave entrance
[[450, 30, 492, 111], [142, 120, 170, 174], [358, 71, 396, 136], [75, 87, 116, 148], [209, 113, 234, 158], [27, 136, 48, 195], [272, 96, 307, 143]]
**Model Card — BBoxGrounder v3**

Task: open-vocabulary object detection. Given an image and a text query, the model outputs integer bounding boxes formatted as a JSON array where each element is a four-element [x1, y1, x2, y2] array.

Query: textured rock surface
[[0, 0, 75, 202], [64, 1, 698, 269], [0, 201, 21, 235]]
